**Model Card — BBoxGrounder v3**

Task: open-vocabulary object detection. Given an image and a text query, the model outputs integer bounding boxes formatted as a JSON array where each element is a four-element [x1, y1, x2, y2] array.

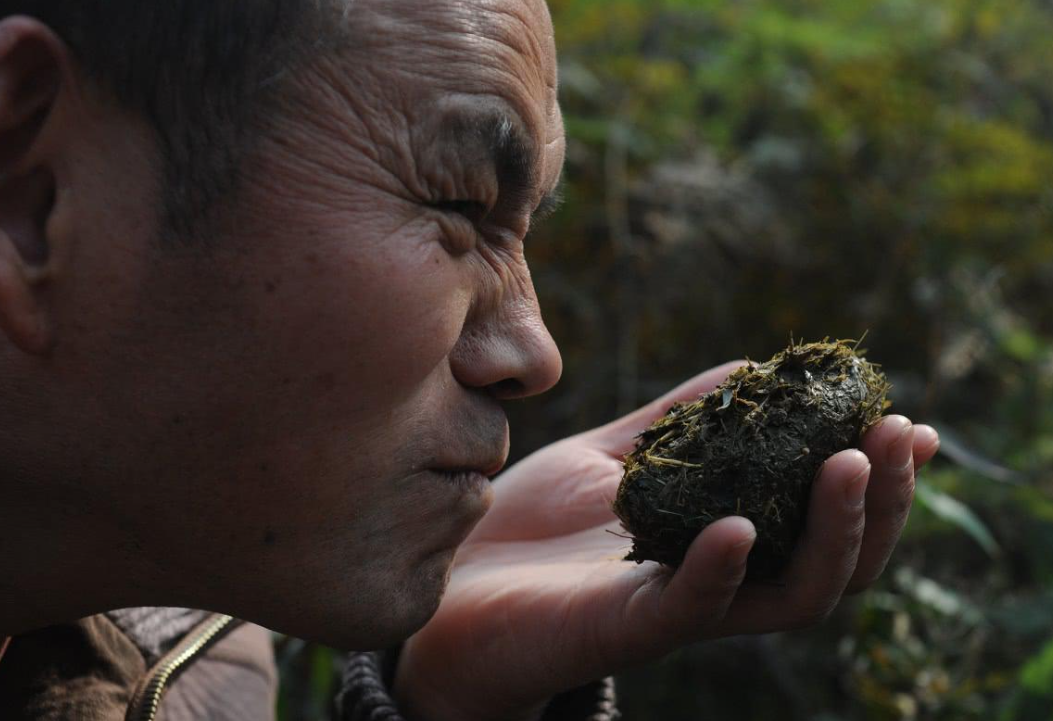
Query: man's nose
[[449, 294, 563, 400]]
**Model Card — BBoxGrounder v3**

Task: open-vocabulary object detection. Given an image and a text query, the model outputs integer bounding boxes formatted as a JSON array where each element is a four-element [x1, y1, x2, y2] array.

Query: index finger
[[583, 360, 747, 458]]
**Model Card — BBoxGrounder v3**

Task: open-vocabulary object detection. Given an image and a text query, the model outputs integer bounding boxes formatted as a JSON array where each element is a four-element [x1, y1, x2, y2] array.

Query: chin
[[391, 548, 456, 634], [280, 548, 456, 652]]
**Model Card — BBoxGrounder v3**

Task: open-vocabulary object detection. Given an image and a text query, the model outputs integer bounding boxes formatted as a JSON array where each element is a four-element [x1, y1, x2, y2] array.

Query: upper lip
[[481, 457, 507, 478], [429, 400, 510, 478], [432, 456, 507, 479]]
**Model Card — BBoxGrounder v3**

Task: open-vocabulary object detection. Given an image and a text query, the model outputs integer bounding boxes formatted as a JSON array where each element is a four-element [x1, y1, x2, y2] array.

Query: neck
[[0, 489, 154, 635]]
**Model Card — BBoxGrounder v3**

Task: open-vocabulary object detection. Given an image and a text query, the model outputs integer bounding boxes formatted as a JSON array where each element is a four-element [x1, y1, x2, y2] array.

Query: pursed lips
[[428, 435, 509, 479], [424, 400, 511, 479], [430, 449, 508, 480]]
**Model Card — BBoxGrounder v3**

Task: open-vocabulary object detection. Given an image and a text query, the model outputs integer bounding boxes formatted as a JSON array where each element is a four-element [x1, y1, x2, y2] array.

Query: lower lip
[[433, 470, 490, 494]]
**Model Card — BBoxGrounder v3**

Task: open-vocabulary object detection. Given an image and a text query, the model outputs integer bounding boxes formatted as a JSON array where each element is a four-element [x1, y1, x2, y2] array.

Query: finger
[[619, 516, 755, 658], [721, 450, 870, 635], [912, 424, 940, 469], [657, 516, 756, 637], [845, 416, 927, 593], [585, 360, 747, 458]]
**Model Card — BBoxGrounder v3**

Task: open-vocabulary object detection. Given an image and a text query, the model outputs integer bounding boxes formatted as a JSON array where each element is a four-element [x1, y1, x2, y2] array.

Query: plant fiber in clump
[[612, 339, 891, 579]]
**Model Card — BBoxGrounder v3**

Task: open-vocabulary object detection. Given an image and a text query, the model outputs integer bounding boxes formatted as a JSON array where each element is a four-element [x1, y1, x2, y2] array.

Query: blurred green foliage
[[526, 0, 1053, 717], [277, 0, 1053, 718]]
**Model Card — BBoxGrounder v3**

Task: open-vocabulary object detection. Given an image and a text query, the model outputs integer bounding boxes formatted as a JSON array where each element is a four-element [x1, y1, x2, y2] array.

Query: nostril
[[489, 378, 526, 399]]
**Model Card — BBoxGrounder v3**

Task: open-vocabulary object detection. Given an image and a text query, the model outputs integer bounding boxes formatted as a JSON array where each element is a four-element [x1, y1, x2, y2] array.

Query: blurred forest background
[[276, 0, 1053, 718]]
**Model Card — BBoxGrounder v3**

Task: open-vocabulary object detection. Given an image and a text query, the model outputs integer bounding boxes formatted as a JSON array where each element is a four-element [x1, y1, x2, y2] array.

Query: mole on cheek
[[263, 529, 277, 546]]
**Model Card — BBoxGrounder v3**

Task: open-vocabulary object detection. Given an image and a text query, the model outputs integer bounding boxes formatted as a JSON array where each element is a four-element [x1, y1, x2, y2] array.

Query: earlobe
[[0, 234, 51, 354]]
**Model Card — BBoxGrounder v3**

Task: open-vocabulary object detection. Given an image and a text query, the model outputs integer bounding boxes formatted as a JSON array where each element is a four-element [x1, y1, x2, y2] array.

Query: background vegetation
[[278, 0, 1053, 718]]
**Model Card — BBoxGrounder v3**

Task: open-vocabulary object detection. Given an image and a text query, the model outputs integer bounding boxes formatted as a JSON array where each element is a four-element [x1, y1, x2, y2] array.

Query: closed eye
[[432, 199, 489, 225], [531, 180, 566, 226]]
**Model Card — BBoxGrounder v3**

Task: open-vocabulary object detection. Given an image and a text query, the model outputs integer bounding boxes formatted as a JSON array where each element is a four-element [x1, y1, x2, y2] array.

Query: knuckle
[[844, 514, 867, 546], [693, 580, 740, 626], [848, 566, 885, 595], [894, 475, 917, 517], [791, 600, 836, 629]]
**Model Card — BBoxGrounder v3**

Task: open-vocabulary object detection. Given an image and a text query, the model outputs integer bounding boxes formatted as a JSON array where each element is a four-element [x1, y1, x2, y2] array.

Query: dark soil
[[612, 339, 890, 579]]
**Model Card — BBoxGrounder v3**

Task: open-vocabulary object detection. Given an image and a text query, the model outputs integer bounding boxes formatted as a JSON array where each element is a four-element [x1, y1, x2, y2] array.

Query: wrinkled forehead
[[321, 0, 562, 180], [347, 0, 558, 99]]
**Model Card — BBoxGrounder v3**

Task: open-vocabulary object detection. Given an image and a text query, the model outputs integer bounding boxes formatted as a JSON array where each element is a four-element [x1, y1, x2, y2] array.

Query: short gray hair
[[3, 1, 350, 243]]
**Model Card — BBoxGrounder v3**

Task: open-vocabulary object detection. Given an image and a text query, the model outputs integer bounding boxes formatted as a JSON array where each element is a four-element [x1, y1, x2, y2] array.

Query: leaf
[[893, 567, 984, 625], [1001, 636, 1053, 721], [915, 480, 1002, 558], [1020, 638, 1053, 695], [719, 388, 734, 410], [1001, 327, 1045, 363], [310, 644, 336, 706]]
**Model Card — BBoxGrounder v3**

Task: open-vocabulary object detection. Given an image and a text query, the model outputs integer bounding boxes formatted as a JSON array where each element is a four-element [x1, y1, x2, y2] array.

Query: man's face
[[38, 0, 564, 648]]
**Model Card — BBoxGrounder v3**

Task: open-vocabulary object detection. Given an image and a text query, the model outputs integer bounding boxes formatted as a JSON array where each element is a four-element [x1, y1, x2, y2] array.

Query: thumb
[[656, 516, 756, 638], [617, 516, 756, 661]]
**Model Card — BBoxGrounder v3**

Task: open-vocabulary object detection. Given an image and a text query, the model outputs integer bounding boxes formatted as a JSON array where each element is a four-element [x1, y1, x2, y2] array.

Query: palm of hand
[[394, 362, 938, 721], [396, 438, 660, 721]]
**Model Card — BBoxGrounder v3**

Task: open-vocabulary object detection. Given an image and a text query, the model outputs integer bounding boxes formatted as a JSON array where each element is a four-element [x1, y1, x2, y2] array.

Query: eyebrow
[[441, 110, 564, 223]]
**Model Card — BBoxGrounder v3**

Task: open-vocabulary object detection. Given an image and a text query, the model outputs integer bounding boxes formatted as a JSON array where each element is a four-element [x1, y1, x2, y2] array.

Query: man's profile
[[0, 1, 938, 719]]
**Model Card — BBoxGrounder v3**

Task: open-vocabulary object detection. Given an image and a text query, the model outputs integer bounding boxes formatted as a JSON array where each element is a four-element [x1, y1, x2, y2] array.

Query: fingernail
[[726, 532, 756, 574], [846, 463, 871, 507], [887, 422, 915, 472]]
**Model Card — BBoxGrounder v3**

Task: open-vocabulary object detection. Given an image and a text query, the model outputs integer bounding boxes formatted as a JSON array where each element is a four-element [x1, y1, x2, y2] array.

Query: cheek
[[153, 230, 476, 536], [264, 231, 471, 412]]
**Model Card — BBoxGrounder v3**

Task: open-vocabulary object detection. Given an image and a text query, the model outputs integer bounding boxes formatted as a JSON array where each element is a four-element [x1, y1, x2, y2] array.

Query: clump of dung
[[612, 339, 890, 579]]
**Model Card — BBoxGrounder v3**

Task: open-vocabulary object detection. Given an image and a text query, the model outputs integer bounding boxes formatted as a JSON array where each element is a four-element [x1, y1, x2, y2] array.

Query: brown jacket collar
[[0, 610, 276, 720]]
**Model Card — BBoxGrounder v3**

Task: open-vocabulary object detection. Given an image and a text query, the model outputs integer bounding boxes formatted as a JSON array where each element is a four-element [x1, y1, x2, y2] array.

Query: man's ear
[[0, 17, 65, 355]]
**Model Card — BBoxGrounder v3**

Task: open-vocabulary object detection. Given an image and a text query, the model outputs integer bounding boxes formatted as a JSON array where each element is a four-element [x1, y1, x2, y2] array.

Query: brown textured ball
[[612, 339, 890, 579]]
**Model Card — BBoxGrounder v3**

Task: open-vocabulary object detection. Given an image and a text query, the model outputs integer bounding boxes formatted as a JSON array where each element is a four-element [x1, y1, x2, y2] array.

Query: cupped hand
[[393, 361, 940, 721]]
